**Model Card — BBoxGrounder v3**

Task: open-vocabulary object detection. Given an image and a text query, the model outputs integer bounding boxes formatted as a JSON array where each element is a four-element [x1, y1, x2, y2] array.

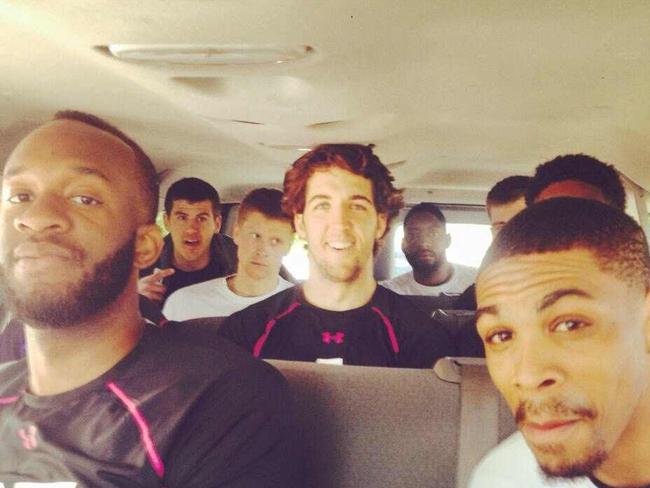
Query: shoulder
[[227, 287, 298, 320], [453, 264, 478, 280], [167, 277, 224, 301], [469, 432, 585, 488], [380, 272, 413, 290], [138, 324, 287, 388]]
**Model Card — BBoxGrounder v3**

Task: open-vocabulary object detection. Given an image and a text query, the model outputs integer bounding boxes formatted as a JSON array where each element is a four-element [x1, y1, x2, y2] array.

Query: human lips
[[521, 418, 582, 444], [13, 242, 79, 261]]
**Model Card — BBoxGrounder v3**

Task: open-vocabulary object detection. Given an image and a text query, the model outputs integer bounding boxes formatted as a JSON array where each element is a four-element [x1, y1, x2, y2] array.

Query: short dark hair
[[404, 202, 446, 227], [282, 144, 403, 235], [53, 110, 159, 223], [164, 177, 221, 215], [526, 154, 626, 211], [486, 176, 531, 207], [481, 198, 650, 292], [239, 188, 291, 224]]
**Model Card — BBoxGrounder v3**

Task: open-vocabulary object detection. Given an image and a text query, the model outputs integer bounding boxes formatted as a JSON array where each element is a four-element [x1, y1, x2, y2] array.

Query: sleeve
[[163, 361, 304, 488], [397, 310, 458, 368]]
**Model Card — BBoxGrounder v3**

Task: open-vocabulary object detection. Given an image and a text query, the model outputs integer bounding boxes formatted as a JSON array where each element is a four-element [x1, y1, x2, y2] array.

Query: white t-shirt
[[163, 276, 294, 321], [469, 432, 595, 488], [381, 264, 477, 296]]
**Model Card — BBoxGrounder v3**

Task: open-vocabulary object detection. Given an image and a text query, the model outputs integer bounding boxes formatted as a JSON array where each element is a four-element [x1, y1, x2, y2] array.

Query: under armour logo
[[18, 425, 38, 450], [322, 331, 345, 344]]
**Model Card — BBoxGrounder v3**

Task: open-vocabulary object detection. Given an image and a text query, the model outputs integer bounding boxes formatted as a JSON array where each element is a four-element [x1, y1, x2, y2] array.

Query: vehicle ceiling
[[1, 1, 649, 205]]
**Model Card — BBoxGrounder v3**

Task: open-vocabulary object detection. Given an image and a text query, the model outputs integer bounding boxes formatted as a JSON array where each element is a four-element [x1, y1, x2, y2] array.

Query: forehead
[[488, 197, 526, 224], [476, 249, 635, 313], [536, 180, 608, 204], [170, 199, 215, 216], [3, 120, 138, 185], [305, 167, 374, 201], [405, 211, 444, 229], [240, 210, 292, 233]]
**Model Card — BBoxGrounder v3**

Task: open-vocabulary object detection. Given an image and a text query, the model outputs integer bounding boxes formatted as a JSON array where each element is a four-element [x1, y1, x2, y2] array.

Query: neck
[[593, 374, 650, 486], [412, 261, 453, 286], [228, 273, 279, 297], [172, 251, 210, 271], [303, 262, 376, 311], [24, 284, 144, 396]]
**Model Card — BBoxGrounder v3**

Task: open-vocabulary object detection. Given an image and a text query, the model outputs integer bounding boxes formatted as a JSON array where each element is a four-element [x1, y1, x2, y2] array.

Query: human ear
[[375, 213, 388, 240], [213, 214, 222, 234], [294, 214, 306, 240], [133, 224, 164, 270]]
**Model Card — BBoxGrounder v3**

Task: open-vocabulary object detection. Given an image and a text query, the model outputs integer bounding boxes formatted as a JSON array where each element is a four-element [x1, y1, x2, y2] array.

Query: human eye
[[351, 202, 368, 211], [271, 237, 281, 246], [313, 201, 330, 211], [198, 215, 208, 223], [552, 318, 589, 333], [70, 195, 102, 206], [7, 192, 32, 204], [176, 214, 187, 221], [484, 329, 513, 345]]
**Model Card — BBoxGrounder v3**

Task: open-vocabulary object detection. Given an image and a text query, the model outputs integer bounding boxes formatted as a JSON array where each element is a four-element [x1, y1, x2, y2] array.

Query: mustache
[[515, 398, 597, 424], [9, 236, 85, 262]]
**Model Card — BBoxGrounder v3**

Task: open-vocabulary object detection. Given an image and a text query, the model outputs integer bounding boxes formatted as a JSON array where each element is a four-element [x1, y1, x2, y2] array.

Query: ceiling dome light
[[107, 44, 314, 66]]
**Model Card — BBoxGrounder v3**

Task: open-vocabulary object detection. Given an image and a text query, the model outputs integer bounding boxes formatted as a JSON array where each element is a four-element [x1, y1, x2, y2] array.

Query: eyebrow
[[475, 287, 593, 321], [306, 194, 373, 205], [475, 305, 498, 322], [4, 165, 111, 183], [538, 288, 593, 311]]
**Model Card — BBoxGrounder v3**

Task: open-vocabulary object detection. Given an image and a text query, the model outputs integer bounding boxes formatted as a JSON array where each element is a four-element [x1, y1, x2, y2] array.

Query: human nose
[[13, 194, 71, 236], [511, 334, 562, 393], [328, 203, 350, 227]]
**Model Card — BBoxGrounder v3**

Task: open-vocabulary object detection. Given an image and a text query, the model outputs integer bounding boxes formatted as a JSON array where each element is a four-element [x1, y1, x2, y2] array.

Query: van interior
[[2, 2, 650, 486]]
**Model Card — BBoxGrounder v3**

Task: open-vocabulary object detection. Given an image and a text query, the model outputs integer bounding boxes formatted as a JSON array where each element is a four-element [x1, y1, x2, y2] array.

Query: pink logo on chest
[[322, 331, 345, 344], [18, 424, 38, 450]]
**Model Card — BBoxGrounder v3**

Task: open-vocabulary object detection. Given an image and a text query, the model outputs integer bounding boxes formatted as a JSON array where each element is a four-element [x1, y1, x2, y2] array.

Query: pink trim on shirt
[[371, 306, 400, 353], [0, 395, 19, 405], [253, 301, 301, 357], [106, 381, 165, 479]]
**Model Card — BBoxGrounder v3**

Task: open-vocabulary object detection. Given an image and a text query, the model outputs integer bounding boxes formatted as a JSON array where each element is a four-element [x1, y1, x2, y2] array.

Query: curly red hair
[[282, 144, 403, 236]]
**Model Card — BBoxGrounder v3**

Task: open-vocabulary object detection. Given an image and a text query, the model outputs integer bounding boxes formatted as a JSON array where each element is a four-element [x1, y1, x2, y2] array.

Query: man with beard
[[217, 144, 456, 367], [0, 111, 301, 486], [469, 198, 650, 488], [382, 203, 477, 296]]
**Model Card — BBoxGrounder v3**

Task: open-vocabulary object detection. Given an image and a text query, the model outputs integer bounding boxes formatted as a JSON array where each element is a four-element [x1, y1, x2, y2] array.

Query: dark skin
[[0, 120, 162, 395]]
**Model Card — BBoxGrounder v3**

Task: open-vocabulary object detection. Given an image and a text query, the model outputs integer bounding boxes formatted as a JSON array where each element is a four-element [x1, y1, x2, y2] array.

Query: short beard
[[539, 446, 607, 480], [311, 253, 362, 283], [405, 253, 441, 275], [516, 398, 606, 480], [0, 235, 136, 328]]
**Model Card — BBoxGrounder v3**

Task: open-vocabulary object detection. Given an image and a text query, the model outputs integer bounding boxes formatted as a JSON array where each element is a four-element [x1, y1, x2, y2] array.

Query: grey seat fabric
[[268, 358, 516, 488], [268, 360, 461, 488]]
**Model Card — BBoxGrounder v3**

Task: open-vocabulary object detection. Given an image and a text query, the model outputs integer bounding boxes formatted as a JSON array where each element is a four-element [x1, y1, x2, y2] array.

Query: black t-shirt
[[0, 324, 302, 487], [218, 285, 457, 368]]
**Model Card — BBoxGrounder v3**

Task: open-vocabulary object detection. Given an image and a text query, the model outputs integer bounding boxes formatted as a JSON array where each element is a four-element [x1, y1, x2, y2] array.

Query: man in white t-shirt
[[163, 188, 294, 320], [470, 198, 650, 488], [382, 203, 476, 296]]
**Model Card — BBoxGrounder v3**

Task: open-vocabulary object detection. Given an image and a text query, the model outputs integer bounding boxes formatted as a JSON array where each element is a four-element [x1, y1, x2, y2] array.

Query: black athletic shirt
[[218, 285, 457, 368], [0, 323, 302, 487]]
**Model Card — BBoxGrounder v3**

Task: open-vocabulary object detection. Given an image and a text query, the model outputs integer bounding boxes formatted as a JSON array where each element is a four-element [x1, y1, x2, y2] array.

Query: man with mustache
[[0, 111, 300, 486], [469, 198, 650, 487], [218, 144, 456, 367], [382, 203, 477, 297]]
